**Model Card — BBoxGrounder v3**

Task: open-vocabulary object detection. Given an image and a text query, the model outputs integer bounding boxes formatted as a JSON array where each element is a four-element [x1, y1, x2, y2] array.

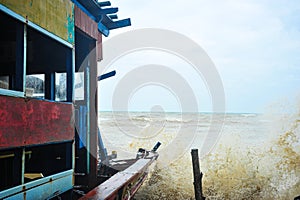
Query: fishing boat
[[0, 0, 159, 199]]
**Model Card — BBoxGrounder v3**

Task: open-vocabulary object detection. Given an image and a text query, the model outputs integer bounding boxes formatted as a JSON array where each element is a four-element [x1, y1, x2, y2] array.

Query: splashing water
[[99, 111, 300, 200]]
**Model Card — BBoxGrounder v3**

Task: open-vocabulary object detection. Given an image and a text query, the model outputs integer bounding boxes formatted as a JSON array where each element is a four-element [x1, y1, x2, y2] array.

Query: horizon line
[[98, 110, 262, 114]]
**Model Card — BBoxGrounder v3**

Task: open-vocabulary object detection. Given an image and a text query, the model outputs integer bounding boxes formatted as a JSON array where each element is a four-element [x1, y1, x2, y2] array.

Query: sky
[[98, 0, 300, 113]]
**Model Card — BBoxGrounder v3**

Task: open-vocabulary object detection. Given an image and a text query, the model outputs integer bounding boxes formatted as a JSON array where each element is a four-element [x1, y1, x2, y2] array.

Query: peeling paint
[[0, 95, 74, 149], [0, 0, 75, 44], [66, 5, 74, 44]]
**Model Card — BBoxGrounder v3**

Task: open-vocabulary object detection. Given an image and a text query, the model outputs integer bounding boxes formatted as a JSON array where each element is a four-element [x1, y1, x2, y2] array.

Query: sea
[[98, 111, 300, 200]]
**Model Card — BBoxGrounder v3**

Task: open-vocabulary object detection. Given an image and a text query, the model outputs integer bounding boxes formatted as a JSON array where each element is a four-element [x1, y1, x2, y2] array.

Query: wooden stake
[[191, 149, 205, 200]]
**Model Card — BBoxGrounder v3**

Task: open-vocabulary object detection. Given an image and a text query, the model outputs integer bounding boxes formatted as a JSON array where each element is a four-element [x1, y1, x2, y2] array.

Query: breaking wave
[[133, 112, 300, 199]]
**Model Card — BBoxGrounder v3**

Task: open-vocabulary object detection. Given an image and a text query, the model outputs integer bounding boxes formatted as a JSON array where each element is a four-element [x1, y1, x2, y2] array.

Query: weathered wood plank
[[74, 5, 98, 39], [191, 149, 205, 200], [80, 158, 154, 200], [0, 95, 74, 149], [0, 0, 74, 44]]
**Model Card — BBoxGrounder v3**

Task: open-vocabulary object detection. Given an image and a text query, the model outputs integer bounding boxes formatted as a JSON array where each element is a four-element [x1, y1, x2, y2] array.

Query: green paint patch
[[66, 5, 74, 44]]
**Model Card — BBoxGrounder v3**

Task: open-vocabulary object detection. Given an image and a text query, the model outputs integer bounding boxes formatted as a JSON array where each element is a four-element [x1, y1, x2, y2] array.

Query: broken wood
[[191, 149, 205, 200]]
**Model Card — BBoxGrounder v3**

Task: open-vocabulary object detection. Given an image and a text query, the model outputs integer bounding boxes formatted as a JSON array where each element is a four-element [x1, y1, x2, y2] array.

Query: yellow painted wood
[[0, 0, 74, 44], [0, 153, 14, 159], [24, 173, 44, 179]]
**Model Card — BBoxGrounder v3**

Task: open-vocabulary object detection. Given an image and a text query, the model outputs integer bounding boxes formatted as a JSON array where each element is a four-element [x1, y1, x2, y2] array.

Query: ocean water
[[98, 111, 300, 200]]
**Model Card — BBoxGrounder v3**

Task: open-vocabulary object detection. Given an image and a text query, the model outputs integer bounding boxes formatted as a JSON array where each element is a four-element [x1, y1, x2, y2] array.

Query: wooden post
[[191, 149, 205, 200]]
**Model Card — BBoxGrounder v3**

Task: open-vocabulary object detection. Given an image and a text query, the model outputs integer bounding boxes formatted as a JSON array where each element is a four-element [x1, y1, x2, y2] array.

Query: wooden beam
[[14, 23, 26, 94], [191, 149, 205, 200], [98, 1, 111, 7], [45, 72, 55, 100], [66, 48, 75, 102]]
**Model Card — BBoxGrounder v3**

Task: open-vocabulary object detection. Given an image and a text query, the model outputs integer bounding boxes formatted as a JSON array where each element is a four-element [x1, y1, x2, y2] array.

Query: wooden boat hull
[[80, 153, 158, 200]]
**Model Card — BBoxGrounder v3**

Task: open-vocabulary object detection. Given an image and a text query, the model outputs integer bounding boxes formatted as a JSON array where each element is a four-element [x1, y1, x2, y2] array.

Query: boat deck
[[108, 158, 138, 171]]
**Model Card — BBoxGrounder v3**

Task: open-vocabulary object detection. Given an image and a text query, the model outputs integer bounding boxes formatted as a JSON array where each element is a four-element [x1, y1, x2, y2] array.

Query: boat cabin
[[0, 0, 130, 199]]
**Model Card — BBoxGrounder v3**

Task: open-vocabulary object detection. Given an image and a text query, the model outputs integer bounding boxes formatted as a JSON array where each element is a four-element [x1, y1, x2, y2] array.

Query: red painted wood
[[75, 5, 98, 39], [79, 158, 157, 200], [97, 31, 103, 61], [74, 5, 102, 61], [0, 95, 74, 149]]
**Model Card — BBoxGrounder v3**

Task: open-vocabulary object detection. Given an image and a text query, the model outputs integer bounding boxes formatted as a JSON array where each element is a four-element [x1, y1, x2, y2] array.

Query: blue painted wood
[[79, 105, 87, 149], [45, 73, 55, 100], [66, 48, 74, 102], [96, 7, 118, 15], [0, 88, 23, 97], [72, 0, 109, 36], [26, 20, 73, 48], [0, 170, 73, 199], [98, 22, 109, 37], [106, 18, 131, 30], [108, 14, 118, 19], [98, 70, 116, 81], [14, 23, 25, 93], [85, 66, 90, 174], [98, 1, 111, 7], [98, 127, 107, 161], [72, 0, 131, 37]]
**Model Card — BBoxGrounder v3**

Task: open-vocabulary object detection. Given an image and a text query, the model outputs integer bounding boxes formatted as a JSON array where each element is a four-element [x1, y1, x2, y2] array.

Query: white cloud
[[100, 0, 300, 112]]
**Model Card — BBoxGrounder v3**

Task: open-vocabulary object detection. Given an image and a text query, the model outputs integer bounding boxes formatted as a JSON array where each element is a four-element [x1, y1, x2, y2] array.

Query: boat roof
[[73, 0, 131, 36]]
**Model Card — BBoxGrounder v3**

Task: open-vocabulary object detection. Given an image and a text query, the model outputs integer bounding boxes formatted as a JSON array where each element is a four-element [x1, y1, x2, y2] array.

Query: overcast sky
[[98, 0, 300, 113]]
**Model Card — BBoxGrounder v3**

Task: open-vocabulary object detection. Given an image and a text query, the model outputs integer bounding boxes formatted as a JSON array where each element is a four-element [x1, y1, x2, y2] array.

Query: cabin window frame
[[0, 17, 26, 97], [0, 6, 74, 102]]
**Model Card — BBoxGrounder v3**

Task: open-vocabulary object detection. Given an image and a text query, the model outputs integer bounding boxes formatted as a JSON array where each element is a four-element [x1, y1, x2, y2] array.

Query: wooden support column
[[21, 148, 25, 184], [45, 73, 55, 100], [66, 48, 75, 102], [12, 148, 24, 186], [96, 31, 102, 62], [85, 65, 90, 175], [65, 142, 72, 169], [12, 149, 21, 185], [14, 23, 26, 93], [87, 41, 98, 188], [191, 149, 205, 200]]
